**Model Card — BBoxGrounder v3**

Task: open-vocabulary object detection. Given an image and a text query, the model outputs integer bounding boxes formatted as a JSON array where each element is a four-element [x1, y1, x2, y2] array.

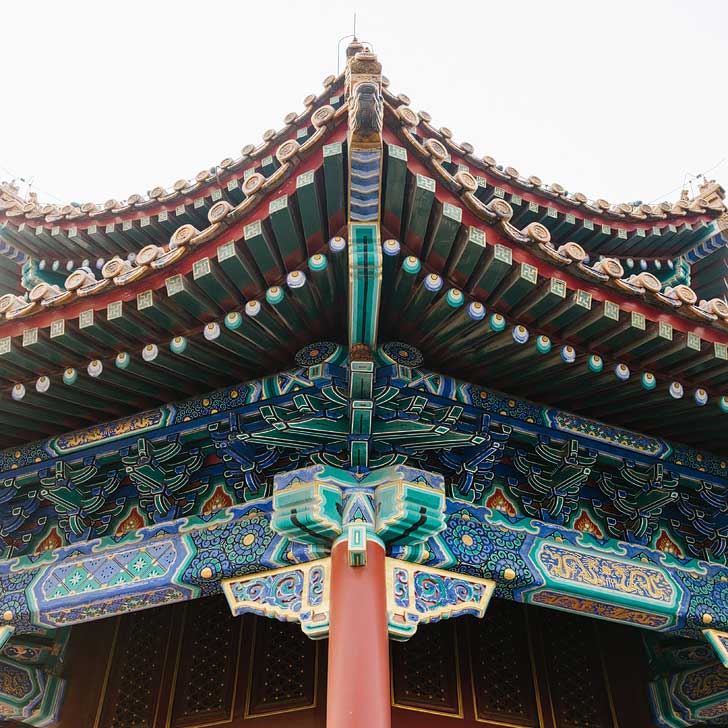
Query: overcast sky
[[2, 1, 726, 207]]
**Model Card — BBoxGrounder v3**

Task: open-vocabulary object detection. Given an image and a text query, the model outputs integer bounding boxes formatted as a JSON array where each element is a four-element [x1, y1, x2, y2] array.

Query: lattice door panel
[[58, 595, 643, 728], [391, 620, 462, 717], [79, 597, 324, 728], [469, 599, 540, 726], [390, 600, 628, 728], [96, 606, 175, 728], [538, 609, 616, 728], [245, 617, 319, 718], [168, 595, 242, 726]]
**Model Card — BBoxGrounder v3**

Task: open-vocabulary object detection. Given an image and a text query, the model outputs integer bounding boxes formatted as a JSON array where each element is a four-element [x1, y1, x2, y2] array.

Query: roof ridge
[[0, 72, 346, 225], [378, 83, 726, 222]]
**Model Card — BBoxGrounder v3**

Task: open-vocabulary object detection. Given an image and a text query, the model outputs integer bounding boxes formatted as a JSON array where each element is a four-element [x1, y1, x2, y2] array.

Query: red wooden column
[[327, 536, 391, 728]]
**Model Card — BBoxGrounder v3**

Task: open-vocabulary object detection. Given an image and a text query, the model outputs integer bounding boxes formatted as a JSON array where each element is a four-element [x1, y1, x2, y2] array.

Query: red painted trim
[[382, 128, 728, 345], [1, 83, 346, 236], [382, 128, 718, 234], [327, 538, 391, 728], [0, 126, 348, 339]]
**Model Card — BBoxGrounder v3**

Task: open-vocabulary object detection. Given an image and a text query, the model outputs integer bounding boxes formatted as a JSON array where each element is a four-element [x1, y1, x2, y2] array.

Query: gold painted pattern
[[54, 410, 165, 452], [531, 590, 670, 628], [538, 543, 674, 603]]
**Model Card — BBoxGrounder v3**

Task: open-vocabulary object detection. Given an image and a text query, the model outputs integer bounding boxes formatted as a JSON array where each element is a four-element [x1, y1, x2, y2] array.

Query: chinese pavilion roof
[[4, 45, 728, 728], [0, 56, 727, 454]]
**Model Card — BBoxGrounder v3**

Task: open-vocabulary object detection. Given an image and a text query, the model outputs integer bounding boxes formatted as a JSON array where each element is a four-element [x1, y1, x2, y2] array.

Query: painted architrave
[[401, 502, 727, 636], [525, 540, 682, 626], [1, 503, 295, 632], [5, 490, 724, 643]]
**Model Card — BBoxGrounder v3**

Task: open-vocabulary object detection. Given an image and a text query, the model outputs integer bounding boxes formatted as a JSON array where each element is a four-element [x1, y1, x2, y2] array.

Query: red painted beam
[[327, 538, 391, 728]]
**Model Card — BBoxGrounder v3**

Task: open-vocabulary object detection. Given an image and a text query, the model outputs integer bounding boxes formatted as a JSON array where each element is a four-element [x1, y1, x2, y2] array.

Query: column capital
[[271, 463, 446, 551]]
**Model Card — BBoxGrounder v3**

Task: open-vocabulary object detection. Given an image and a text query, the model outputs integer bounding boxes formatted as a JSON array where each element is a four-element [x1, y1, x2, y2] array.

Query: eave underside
[[0, 77, 725, 455]]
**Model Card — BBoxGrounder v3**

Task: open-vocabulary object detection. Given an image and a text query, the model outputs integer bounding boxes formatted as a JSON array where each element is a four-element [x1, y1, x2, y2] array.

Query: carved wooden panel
[[169, 596, 242, 726], [245, 616, 318, 718], [70, 597, 323, 728], [539, 608, 615, 728], [469, 601, 539, 726], [96, 606, 174, 728], [391, 620, 461, 717]]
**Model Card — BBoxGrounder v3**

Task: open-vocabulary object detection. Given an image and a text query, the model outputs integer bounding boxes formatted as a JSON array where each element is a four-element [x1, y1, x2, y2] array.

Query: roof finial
[[343, 15, 382, 148], [346, 37, 366, 60]]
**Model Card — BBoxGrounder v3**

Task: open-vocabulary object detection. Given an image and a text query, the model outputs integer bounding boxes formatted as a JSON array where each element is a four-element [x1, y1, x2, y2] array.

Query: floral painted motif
[[485, 488, 517, 517], [182, 512, 277, 595], [444, 515, 494, 565]]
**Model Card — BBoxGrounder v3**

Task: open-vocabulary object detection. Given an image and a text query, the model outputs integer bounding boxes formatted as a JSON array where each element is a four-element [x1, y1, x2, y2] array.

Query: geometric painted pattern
[[1, 504, 288, 631], [41, 540, 178, 600]]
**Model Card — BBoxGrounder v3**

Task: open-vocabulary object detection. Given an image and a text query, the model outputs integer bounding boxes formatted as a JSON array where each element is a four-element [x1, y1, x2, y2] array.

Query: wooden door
[[54, 596, 655, 728]]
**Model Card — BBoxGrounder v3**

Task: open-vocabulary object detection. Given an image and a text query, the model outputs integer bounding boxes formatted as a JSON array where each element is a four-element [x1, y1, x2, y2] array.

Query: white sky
[[2, 0, 726, 207]]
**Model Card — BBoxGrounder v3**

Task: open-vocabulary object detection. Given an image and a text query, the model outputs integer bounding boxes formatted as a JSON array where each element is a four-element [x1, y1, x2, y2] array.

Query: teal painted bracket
[[273, 463, 445, 569], [348, 222, 382, 349], [704, 628, 728, 668], [272, 463, 446, 549]]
